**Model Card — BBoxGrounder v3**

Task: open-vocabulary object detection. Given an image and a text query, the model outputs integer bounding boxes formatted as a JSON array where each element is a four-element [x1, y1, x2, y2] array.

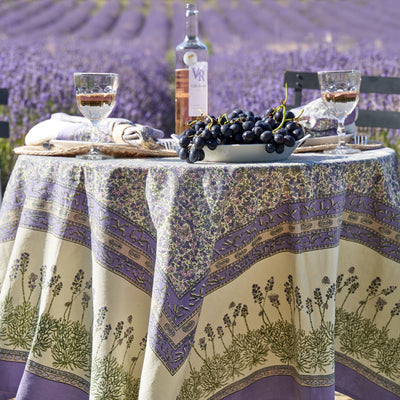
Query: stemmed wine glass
[[318, 70, 361, 155], [74, 72, 119, 159]]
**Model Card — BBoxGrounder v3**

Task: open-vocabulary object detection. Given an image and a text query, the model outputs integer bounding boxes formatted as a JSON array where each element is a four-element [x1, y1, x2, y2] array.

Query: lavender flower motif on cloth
[[292, 98, 357, 137]]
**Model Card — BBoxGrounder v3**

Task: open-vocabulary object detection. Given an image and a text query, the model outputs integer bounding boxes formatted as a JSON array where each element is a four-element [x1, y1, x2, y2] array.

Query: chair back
[[0, 88, 9, 204], [0, 88, 9, 138], [283, 71, 400, 130]]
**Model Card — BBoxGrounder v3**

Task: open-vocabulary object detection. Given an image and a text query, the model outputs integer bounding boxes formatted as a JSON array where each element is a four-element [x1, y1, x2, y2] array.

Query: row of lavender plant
[[0, 0, 32, 21], [1, 39, 399, 142], [0, 0, 55, 39], [0, 39, 174, 141], [0, 0, 400, 144], [130, 0, 170, 56], [5, 0, 76, 38], [287, 0, 400, 51], [38, 1, 97, 38], [210, 43, 400, 147], [2, 0, 400, 54], [0, 0, 399, 192], [72, 0, 121, 40], [106, 0, 145, 42], [1, 0, 400, 59]]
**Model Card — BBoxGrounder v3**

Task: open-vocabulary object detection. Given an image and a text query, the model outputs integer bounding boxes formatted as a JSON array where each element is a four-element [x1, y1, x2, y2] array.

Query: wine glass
[[318, 70, 361, 155], [74, 72, 119, 159]]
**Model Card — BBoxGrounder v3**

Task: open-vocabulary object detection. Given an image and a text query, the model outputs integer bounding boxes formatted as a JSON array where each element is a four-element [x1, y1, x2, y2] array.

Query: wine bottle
[[175, 3, 208, 135]]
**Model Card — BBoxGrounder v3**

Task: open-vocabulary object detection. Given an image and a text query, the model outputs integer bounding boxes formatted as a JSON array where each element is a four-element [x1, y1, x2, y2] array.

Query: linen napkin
[[291, 98, 357, 137], [25, 113, 165, 150]]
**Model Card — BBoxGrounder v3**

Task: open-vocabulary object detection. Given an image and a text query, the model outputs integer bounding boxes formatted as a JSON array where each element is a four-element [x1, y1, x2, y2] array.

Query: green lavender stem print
[[1, 253, 400, 400], [0, 252, 146, 399], [178, 268, 400, 400]]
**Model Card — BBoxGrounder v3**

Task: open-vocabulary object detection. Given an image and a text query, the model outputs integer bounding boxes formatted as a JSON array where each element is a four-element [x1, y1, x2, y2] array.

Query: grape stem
[[273, 84, 298, 133], [273, 104, 286, 132], [282, 83, 289, 106], [295, 108, 304, 120], [218, 113, 228, 125]]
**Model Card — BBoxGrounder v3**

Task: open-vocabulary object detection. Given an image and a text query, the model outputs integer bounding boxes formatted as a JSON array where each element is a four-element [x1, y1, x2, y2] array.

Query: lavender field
[[1, 0, 400, 185]]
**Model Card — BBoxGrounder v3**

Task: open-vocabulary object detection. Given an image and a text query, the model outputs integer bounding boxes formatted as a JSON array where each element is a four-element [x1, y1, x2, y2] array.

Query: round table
[[0, 148, 399, 400]]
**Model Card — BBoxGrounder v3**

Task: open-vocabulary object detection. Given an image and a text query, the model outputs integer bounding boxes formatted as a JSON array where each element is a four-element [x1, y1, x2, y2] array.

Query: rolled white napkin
[[291, 98, 357, 137], [25, 113, 165, 149]]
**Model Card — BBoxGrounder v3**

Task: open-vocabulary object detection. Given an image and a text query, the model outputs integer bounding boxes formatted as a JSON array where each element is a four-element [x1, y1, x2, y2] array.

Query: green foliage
[[51, 319, 91, 370], [0, 138, 21, 195], [2, 302, 38, 349], [32, 312, 58, 357], [360, 127, 400, 155], [91, 355, 126, 400]]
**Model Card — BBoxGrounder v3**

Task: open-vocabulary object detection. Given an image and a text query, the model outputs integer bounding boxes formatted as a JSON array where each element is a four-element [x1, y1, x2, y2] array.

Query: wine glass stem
[[337, 117, 346, 149], [90, 120, 102, 154]]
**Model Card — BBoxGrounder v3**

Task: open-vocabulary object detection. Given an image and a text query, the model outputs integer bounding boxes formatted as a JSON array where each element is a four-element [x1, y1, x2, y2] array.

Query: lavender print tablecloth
[[0, 148, 399, 400]]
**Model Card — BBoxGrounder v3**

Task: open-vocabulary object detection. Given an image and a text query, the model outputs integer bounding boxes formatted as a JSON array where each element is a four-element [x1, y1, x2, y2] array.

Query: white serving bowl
[[202, 135, 309, 163]]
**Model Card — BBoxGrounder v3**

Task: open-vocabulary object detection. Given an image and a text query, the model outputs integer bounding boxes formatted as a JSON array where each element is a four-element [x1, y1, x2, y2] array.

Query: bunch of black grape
[[177, 105, 305, 163]]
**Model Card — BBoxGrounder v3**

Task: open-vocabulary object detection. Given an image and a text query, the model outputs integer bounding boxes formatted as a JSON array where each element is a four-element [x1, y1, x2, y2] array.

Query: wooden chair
[[283, 70, 400, 130]]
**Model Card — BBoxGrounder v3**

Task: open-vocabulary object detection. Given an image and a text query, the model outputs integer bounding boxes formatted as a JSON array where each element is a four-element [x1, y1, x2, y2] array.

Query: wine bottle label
[[183, 51, 198, 66], [189, 61, 208, 116]]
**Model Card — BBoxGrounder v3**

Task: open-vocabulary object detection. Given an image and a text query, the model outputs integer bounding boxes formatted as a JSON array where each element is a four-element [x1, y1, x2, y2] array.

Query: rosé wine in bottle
[[175, 3, 208, 135]]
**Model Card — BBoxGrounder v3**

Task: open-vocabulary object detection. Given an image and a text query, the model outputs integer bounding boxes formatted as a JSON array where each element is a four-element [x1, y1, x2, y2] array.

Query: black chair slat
[[0, 89, 9, 139], [0, 88, 9, 201], [0, 89, 8, 106], [357, 110, 400, 129], [284, 71, 320, 92], [360, 76, 400, 94], [284, 71, 320, 108], [0, 122, 9, 138], [283, 70, 400, 130]]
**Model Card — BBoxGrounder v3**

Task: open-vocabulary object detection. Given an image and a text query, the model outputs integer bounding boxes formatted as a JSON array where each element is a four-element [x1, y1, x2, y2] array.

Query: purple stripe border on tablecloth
[[211, 373, 335, 400], [335, 361, 400, 400], [341, 222, 400, 262], [213, 196, 345, 257], [0, 360, 88, 400], [16, 372, 88, 400], [345, 194, 400, 230], [0, 360, 24, 400], [0, 360, 89, 400]]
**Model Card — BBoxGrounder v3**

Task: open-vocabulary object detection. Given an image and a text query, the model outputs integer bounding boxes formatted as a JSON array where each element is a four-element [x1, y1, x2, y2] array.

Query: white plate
[[304, 134, 353, 147], [202, 135, 309, 163], [48, 139, 178, 151], [49, 139, 91, 148]]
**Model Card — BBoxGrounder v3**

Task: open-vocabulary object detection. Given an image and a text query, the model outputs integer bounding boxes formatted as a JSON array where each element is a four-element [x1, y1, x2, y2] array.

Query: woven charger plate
[[294, 142, 383, 153], [14, 143, 177, 158]]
